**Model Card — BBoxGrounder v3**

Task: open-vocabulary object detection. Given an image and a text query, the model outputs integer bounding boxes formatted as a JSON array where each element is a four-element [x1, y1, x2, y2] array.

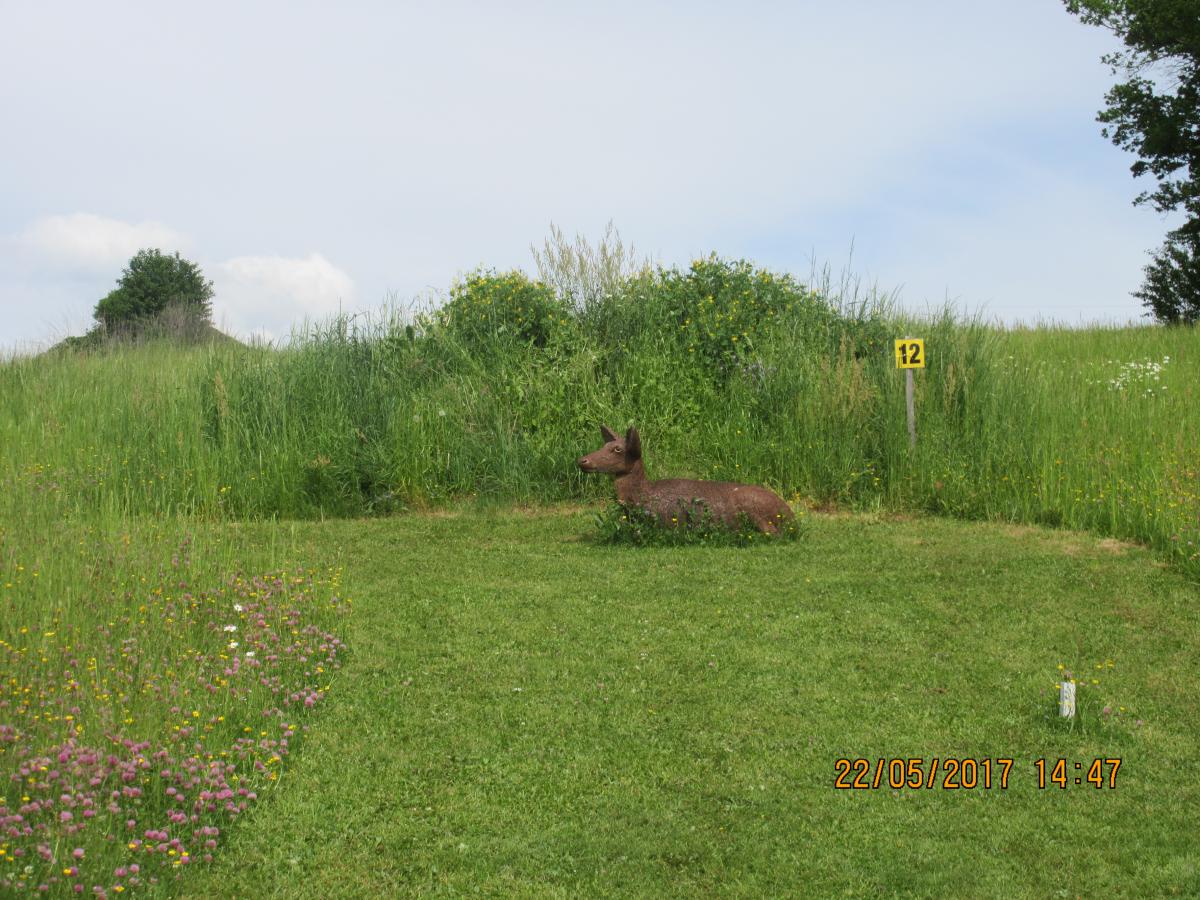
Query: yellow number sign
[[895, 338, 925, 369]]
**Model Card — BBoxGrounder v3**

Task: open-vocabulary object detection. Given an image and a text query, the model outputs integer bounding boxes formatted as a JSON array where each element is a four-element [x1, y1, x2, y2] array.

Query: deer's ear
[[600, 425, 620, 443], [625, 427, 642, 461]]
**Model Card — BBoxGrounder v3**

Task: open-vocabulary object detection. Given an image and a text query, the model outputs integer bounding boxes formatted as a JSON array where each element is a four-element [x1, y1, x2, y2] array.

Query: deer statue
[[577, 425, 794, 534]]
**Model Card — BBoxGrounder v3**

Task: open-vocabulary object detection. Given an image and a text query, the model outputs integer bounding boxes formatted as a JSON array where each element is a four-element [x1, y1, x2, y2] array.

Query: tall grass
[[1, 258, 1197, 578]]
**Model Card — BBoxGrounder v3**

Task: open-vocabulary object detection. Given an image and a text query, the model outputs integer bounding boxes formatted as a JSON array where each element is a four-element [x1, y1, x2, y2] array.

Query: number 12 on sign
[[895, 339, 925, 368]]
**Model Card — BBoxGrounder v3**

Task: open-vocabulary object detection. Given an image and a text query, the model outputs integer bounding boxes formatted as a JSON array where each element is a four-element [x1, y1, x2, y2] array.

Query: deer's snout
[[577, 456, 595, 472]]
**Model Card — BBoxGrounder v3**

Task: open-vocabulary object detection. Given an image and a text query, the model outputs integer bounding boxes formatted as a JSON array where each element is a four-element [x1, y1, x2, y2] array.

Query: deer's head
[[577, 425, 642, 476]]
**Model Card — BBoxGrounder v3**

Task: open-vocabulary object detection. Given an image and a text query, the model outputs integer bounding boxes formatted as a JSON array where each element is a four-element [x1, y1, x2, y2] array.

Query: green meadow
[[1, 258, 1197, 895]]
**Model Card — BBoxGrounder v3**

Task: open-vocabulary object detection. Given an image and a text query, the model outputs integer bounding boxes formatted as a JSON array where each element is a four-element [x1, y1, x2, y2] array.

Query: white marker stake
[[1059, 680, 1076, 718]]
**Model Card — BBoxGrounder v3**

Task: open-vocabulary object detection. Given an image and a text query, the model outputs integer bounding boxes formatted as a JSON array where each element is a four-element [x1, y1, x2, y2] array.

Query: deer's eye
[[612, 446, 622, 454]]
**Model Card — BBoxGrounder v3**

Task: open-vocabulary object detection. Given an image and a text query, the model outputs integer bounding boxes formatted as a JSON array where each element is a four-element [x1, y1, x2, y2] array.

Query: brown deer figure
[[577, 425, 794, 534]]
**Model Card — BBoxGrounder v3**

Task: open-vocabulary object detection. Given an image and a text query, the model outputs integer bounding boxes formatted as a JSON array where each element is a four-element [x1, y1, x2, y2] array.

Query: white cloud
[[19, 213, 190, 271], [211, 253, 356, 341]]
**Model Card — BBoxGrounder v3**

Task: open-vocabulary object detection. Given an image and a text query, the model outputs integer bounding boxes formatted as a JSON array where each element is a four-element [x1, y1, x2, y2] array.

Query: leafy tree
[[1133, 232, 1200, 323], [94, 249, 215, 332], [1065, 0, 1199, 321]]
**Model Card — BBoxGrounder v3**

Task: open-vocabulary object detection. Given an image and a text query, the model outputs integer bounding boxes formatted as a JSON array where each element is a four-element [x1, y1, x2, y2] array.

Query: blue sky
[[0, 0, 1179, 353]]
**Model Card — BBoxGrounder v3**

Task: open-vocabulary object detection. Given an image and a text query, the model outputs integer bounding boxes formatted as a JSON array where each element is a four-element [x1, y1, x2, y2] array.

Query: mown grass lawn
[[187, 509, 1197, 898]]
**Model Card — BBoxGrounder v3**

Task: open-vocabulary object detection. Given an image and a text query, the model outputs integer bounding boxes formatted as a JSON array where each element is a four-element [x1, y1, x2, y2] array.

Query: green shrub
[[650, 255, 840, 376], [49, 327, 107, 354], [432, 270, 571, 353]]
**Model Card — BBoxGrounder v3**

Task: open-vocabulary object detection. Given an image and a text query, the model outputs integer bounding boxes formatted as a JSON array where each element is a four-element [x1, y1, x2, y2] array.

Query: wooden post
[[905, 367, 916, 450], [894, 337, 924, 451]]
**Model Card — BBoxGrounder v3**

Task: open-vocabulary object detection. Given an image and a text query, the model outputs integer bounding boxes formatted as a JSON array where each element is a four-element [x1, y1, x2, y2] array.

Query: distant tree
[[1133, 232, 1200, 323], [1064, 0, 1199, 322], [94, 249, 215, 332]]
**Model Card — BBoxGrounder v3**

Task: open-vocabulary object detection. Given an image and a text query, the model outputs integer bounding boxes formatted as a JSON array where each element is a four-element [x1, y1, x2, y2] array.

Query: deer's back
[[640, 477, 792, 524]]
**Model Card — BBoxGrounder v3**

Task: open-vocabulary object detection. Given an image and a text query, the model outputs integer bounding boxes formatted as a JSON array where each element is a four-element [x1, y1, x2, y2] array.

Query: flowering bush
[[432, 270, 570, 353], [652, 256, 840, 375]]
